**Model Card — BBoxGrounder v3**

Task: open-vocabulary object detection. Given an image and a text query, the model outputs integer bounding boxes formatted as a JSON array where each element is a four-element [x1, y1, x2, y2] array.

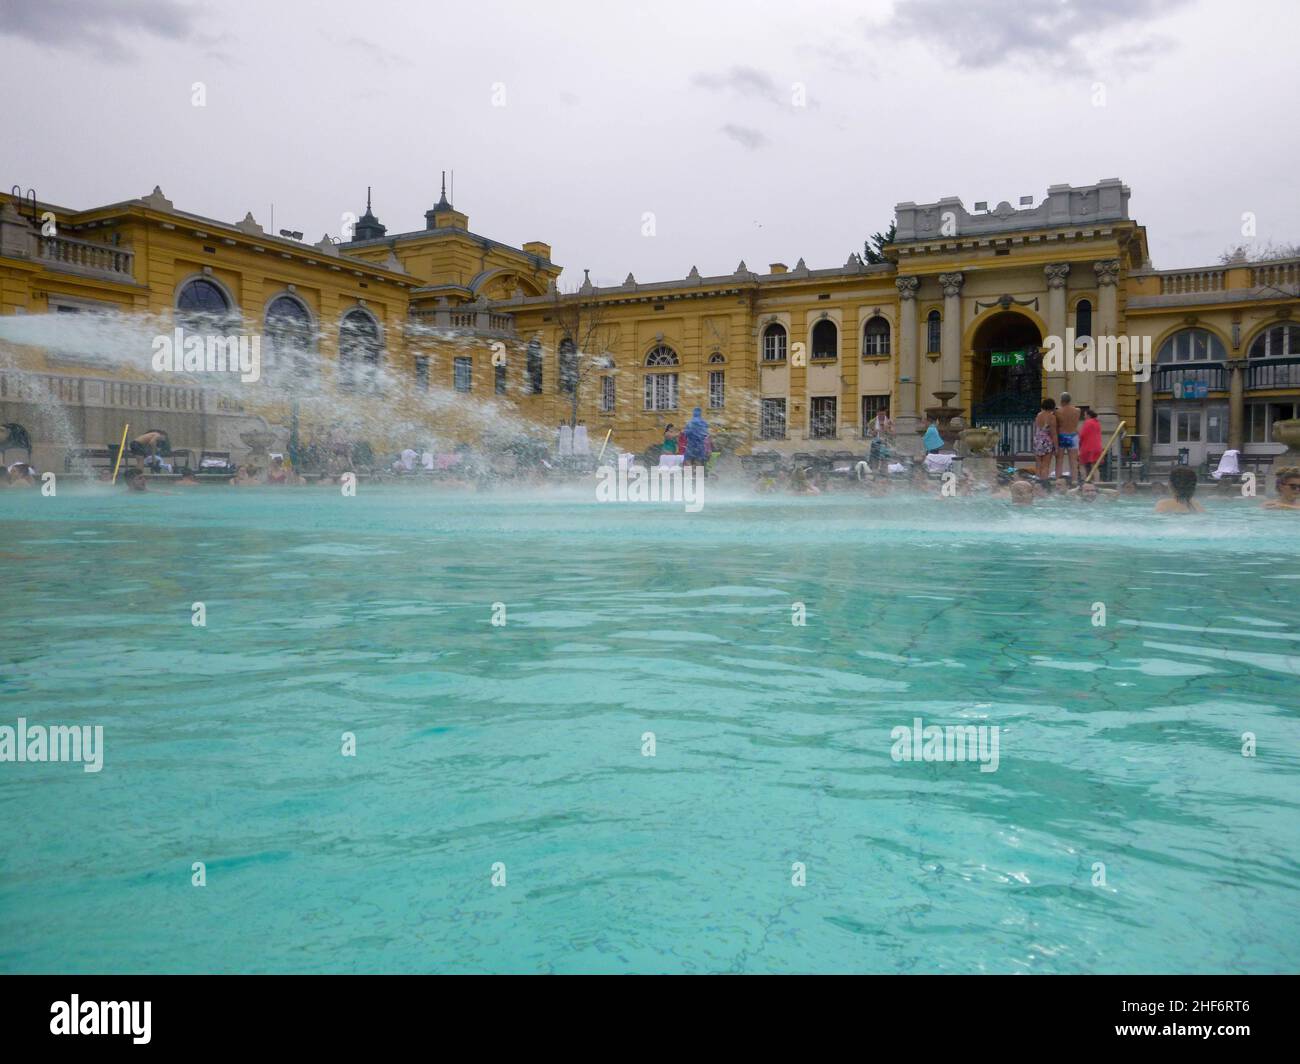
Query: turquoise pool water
[[1, 486, 1298, 973]]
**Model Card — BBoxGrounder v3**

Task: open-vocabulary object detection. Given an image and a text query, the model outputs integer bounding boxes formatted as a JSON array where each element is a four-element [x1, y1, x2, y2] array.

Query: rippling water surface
[[1, 485, 1297, 973]]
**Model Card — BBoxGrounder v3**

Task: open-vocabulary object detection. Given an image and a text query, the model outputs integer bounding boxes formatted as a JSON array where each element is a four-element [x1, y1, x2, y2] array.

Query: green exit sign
[[991, 350, 1026, 367]]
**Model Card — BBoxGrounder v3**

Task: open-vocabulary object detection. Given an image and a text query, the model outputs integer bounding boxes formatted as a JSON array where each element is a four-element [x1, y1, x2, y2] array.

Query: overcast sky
[[2, 0, 1296, 286]]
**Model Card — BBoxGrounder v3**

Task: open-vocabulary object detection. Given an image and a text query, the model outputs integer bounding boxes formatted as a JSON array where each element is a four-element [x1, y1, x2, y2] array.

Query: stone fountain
[[923, 391, 965, 445], [959, 424, 1002, 485], [1271, 418, 1300, 455]]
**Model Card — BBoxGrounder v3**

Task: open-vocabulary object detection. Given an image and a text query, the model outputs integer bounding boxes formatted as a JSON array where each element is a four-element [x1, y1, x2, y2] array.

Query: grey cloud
[[692, 66, 781, 102], [720, 124, 768, 150], [0, 0, 204, 62], [879, 0, 1191, 72]]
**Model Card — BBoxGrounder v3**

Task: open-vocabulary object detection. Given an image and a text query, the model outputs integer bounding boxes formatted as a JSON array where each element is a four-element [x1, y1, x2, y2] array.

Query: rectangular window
[[708, 370, 724, 409], [810, 396, 837, 439], [760, 398, 787, 440], [1175, 408, 1201, 443], [861, 395, 889, 436], [495, 362, 507, 395], [454, 357, 472, 393], [643, 372, 678, 411], [600, 376, 614, 412], [1156, 405, 1172, 445], [1206, 403, 1228, 445], [414, 356, 430, 392]]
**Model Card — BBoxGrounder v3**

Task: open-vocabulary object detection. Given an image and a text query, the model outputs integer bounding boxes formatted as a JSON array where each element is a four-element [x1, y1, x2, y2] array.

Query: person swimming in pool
[[1263, 465, 1300, 510], [1054, 392, 1081, 483], [1155, 465, 1204, 513]]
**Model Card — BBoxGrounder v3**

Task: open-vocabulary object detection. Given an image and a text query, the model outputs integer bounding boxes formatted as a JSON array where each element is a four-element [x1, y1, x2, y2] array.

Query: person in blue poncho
[[682, 407, 710, 475], [922, 417, 944, 453]]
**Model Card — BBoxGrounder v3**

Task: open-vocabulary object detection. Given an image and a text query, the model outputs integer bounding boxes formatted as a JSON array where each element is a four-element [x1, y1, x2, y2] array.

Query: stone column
[[938, 273, 964, 407], [1227, 358, 1246, 451], [1044, 263, 1070, 399], [1094, 259, 1121, 434], [895, 275, 920, 437]]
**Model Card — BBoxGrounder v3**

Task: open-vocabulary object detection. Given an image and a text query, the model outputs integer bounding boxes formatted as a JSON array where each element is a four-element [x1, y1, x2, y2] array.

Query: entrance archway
[[969, 311, 1043, 456]]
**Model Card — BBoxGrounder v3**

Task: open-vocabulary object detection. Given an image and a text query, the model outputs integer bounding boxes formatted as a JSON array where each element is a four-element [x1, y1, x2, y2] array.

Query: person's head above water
[[1170, 465, 1198, 501], [1010, 481, 1035, 505], [1041, 397, 1056, 411], [1060, 391, 1073, 406]]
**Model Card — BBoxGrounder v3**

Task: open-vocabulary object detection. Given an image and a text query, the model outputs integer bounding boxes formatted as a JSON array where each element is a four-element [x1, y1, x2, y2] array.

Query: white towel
[[887, 462, 907, 475], [658, 454, 685, 469], [1211, 450, 1240, 479], [924, 452, 956, 473], [421, 451, 434, 470]]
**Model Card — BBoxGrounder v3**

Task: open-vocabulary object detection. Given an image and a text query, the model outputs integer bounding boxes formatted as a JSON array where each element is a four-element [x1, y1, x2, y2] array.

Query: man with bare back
[[1054, 392, 1081, 483]]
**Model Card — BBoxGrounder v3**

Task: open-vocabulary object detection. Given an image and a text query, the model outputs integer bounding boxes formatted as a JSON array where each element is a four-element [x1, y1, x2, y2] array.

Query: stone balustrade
[[1158, 268, 1225, 295], [38, 234, 135, 280]]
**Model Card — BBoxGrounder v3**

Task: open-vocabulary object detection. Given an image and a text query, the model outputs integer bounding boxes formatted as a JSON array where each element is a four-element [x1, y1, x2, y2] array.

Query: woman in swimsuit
[[1032, 398, 1057, 480]]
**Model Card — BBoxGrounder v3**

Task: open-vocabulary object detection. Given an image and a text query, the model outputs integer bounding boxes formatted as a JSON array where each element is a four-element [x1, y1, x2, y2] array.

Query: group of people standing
[[1032, 392, 1103, 484], [662, 409, 713, 472]]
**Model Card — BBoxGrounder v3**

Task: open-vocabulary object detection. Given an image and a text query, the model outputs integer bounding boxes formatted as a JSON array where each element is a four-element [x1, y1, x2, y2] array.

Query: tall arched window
[[708, 352, 725, 410], [862, 316, 890, 356], [1249, 323, 1300, 359], [527, 339, 543, 394], [1156, 328, 1226, 364], [762, 322, 787, 362], [1075, 299, 1093, 339], [926, 310, 941, 354], [339, 309, 381, 390], [265, 295, 314, 378], [811, 319, 838, 360], [558, 337, 578, 395], [176, 278, 234, 332], [644, 345, 679, 411]]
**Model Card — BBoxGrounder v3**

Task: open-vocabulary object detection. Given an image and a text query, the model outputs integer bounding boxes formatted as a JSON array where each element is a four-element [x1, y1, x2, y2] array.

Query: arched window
[[527, 339, 543, 394], [264, 295, 314, 378], [644, 345, 678, 411], [862, 316, 890, 356], [1249, 323, 1300, 359], [708, 352, 726, 364], [926, 310, 941, 354], [339, 309, 381, 390], [176, 278, 234, 332], [645, 345, 679, 367], [762, 322, 787, 362], [1156, 328, 1226, 365], [811, 319, 838, 360], [558, 337, 578, 395], [1075, 299, 1092, 339]]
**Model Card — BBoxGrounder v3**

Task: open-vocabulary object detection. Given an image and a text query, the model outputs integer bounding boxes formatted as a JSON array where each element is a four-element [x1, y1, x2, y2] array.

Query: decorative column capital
[[1094, 259, 1121, 286], [938, 272, 964, 298], [1226, 358, 1249, 372], [895, 275, 920, 300], [1044, 262, 1071, 288]]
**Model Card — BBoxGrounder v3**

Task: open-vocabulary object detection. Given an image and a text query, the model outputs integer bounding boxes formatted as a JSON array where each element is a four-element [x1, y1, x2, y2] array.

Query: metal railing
[[1152, 362, 1227, 393], [1245, 357, 1300, 391]]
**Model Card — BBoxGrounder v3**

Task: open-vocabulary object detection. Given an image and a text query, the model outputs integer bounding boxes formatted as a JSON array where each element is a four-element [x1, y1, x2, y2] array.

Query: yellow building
[[2, 177, 1298, 475]]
